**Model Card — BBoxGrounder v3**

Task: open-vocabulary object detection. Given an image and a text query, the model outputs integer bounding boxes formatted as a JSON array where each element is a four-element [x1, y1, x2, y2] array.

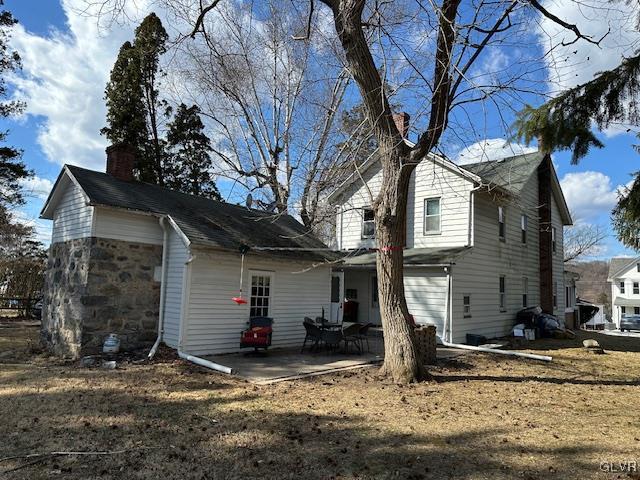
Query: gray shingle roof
[[65, 166, 332, 260], [608, 257, 639, 279], [462, 151, 544, 195], [342, 246, 471, 267]]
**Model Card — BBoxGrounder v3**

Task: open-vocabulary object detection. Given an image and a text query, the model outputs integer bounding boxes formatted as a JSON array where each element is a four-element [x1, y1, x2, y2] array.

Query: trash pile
[[512, 306, 576, 340]]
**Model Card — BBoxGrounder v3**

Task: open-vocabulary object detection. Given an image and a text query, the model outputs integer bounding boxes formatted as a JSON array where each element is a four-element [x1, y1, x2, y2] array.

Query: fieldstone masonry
[[41, 237, 162, 358]]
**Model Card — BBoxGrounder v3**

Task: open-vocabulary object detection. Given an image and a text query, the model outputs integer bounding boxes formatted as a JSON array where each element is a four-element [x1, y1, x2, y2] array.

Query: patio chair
[[355, 323, 374, 353], [342, 322, 362, 354], [321, 329, 343, 352], [301, 320, 323, 353], [240, 316, 274, 352]]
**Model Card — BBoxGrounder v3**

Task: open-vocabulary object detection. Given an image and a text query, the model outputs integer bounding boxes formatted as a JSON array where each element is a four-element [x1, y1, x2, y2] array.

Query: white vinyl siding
[[182, 252, 331, 356], [51, 181, 94, 244], [93, 208, 163, 245], [161, 228, 189, 348], [403, 268, 448, 337], [610, 259, 640, 326]]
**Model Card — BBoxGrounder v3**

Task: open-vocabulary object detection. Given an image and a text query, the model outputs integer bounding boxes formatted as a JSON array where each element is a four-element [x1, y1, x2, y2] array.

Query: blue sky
[[2, 0, 639, 259]]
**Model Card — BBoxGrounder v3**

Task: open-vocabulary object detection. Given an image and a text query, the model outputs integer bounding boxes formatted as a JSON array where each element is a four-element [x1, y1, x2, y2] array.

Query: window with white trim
[[622, 306, 627, 316], [620, 281, 626, 294], [424, 197, 441, 234], [498, 206, 506, 241], [521, 214, 528, 244], [635, 282, 640, 295], [553, 281, 558, 308], [250, 273, 272, 318], [522, 277, 528, 308], [463, 295, 471, 318], [499, 276, 506, 311], [635, 307, 640, 315], [552, 227, 557, 254], [361, 208, 375, 239]]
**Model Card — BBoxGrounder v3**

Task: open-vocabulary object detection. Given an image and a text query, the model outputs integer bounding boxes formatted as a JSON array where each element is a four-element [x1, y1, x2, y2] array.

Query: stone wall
[[42, 237, 162, 358]]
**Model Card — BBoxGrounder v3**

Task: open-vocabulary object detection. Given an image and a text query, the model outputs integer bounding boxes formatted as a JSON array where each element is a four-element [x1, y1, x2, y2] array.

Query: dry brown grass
[[1, 322, 639, 479]]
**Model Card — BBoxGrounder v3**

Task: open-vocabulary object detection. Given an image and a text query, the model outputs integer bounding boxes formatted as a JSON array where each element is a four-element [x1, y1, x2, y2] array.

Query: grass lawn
[[1, 320, 639, 480]]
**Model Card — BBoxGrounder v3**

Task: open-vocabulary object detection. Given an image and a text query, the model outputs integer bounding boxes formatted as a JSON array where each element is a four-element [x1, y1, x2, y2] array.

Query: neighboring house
[[607, 257, 640, 328], [329, 149, 572, 343], [40, 145, 333, 359]]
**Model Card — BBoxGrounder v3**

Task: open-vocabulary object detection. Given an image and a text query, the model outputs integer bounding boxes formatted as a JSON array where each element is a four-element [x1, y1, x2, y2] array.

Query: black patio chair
[[342, 323, 362, 354], [321, 329, 343, 352], [355, 323, 374, 353], [301, 320, 323, 353]]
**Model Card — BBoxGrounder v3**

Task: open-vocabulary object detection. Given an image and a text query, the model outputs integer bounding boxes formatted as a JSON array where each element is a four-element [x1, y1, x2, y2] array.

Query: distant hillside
[[566, 260, 611, 317]]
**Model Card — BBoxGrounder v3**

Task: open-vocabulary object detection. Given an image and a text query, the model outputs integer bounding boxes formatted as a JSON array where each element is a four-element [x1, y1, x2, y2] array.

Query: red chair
[[240, 317, 274, 351]]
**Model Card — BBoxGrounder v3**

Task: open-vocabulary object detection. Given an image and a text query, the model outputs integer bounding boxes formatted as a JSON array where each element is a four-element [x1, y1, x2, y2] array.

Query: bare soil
[[1, 320, 639, 479]]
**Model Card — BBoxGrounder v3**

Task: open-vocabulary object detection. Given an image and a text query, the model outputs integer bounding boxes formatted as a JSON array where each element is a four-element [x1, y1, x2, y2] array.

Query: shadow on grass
[[0, 361, 605, 480]]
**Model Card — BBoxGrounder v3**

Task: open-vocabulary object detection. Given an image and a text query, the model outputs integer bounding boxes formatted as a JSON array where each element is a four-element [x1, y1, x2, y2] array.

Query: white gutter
[[148, 216, 169, 359], [439, 265, 552, 362], [177, 252, 233, 375]]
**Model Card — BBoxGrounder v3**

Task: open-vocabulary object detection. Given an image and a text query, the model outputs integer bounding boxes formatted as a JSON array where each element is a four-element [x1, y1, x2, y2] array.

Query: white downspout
[[177, 252, 233, 375], [439, 265, 552, 362], [148, 216, 169, 359]]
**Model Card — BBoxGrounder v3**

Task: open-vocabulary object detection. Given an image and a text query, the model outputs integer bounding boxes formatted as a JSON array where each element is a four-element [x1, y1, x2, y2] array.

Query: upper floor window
[[498, 206, 506, 242], [637, 263, 640, 272], [553, 281, 558, 308], [634, 282, 639, 295], [522, 277, 528, 308], [361, 208, 375, 239], [424, 197, 441, 235], [620, 282, 626, 294], [499, 275, 506, 311], [521, 214, 528, 244], [551, 227, 557, 254]]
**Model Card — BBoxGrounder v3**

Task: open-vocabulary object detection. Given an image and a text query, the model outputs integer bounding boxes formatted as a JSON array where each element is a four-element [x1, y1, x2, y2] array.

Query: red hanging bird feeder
[[232, 245, 251, 305]]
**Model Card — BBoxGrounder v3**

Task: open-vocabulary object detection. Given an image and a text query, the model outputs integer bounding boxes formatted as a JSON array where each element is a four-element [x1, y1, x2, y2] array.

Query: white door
[[370, 274, 381, 325], [330, 272, 344, 322]]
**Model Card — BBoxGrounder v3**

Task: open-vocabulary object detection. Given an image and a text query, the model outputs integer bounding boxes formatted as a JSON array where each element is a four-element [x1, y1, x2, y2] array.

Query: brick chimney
[[106, 144, 135, 182], [393, 112, 410, 138]]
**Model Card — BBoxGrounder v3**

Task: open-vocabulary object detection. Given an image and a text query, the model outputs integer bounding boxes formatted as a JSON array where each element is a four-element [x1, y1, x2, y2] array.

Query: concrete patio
[[206, 335, 464, 384]]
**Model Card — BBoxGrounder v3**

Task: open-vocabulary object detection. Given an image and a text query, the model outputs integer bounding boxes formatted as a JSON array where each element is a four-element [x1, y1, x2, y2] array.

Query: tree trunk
[[375, 144, 423, 383]]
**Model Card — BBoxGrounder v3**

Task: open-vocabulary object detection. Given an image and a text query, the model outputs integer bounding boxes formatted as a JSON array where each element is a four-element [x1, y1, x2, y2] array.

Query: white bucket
[[103, 334, 121, 354]]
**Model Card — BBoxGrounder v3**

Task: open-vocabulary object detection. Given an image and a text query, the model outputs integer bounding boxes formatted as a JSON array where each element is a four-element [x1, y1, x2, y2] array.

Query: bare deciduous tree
[[564, 223, 608, 263]]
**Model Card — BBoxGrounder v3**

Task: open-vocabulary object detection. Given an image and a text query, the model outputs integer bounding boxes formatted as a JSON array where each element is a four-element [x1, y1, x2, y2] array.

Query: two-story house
[[329, 148, 572, 343], [608, 257, 640, 328]]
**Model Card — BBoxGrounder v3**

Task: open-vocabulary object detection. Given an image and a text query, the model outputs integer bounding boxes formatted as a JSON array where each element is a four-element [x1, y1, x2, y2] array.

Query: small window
[[637, 263, 640, 273], [522, 277, 528, 308], [551, 227, 557, 254], [634, 282, 639, 295], [499, 276, 506, 311], [620, 282, 626, 294], [553, 281, 558, 308], [521, 214, 527, 244], [622, 306, 627, 315], [362, 208, 375, 239], [498, 206, 506, 241], [424, 197, 441, 234], [250, 274, 272, 318], [635, 307, 640, 315], [463, 295, 471, 318]]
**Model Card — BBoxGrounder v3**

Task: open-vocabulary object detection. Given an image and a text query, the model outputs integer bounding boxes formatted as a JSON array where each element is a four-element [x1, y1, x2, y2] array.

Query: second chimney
[[393, 112, 410, 138], [106, 144, 136, 182]]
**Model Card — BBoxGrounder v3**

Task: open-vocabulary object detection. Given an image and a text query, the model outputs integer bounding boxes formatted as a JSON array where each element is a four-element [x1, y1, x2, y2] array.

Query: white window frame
[[361, 207, 375, 239], [423, 197, 442, 235], [463, 294, 471, 318], [634, 282, 639, 295], [249, 271, 274, 319], [522, 277, 528, 308], [551, 227, 557, 254], [498, 206, 506, 242], [620, 281, 626, 294], [521, 214, 528, 244], [553, 281, 558, 309], [499, 275, 506, 311]]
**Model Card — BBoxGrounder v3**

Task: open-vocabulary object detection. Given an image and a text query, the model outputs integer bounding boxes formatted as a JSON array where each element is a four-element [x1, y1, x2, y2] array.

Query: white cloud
[[12, 210, 52, 246], [19, 176, 54, 201], [9, 0, 156, 169], [454, 138, 537, 165], [559, 170, 625, 223]]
